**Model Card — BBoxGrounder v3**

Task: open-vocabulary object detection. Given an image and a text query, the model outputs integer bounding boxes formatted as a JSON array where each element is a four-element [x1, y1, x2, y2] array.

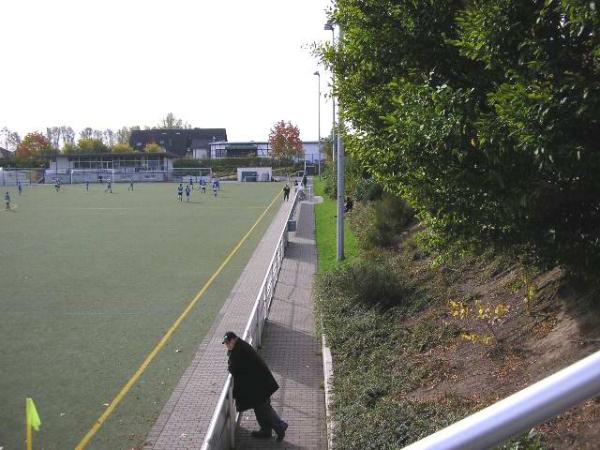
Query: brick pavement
[[235, 199, 327, 450], [144, 194, 296, 449]]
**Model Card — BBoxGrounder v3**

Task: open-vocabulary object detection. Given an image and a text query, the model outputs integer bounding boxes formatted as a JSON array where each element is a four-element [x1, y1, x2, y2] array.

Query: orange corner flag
[[26, 398, 41, 431]]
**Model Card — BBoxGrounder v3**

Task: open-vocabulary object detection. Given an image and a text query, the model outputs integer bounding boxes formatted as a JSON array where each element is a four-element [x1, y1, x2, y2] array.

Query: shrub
[[355, 178, 383, 202], [321, 162, 337, 199], [318, 259, 410, 310], [350, 193, 415, 249], [173, 157, 302, 177]]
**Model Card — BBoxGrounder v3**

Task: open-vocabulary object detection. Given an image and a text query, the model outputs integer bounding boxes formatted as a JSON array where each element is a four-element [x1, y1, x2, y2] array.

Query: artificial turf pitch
[[0, 181, 283, 450]]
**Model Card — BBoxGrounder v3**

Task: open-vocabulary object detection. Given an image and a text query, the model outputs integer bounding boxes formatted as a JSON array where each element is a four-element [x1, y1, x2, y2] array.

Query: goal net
[[70, 169, 116, 184], [171, 167, 213, 183]]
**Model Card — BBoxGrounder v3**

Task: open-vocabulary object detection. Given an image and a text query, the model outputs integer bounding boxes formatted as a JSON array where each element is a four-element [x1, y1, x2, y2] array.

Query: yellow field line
[[75, 191, 282, 449]]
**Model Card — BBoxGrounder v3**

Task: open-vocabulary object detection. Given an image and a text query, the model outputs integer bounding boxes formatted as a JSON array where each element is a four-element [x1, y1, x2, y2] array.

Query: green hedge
[[0, 158, 48, 168]]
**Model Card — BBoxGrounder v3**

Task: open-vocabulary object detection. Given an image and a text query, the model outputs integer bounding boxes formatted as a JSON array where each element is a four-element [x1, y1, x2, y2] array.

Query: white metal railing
[[200, 192, 299, 450], [402, 349, 600, 450]]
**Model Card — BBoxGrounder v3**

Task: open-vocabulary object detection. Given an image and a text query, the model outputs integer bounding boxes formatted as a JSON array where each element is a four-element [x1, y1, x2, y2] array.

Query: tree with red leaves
[[16, 132, 53, 159], [268, 120, 303, 159]]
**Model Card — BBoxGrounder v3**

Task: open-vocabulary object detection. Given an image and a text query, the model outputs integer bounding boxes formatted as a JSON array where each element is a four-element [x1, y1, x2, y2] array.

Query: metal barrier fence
[[402, 349, 600, 450], [200, 193, 299, 450], [0, 168, 45, 185]]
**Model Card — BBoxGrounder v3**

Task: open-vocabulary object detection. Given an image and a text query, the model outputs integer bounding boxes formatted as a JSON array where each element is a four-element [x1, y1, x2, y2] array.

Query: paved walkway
[[145, 191, 326, 449], [145, 195, 295, 449], [235, 199, 327, 449]]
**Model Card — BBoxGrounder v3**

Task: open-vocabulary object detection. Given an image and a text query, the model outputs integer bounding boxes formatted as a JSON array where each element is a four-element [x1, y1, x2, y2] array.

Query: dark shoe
[[251, 430, 272, 439], [276, 421, 288, 441]]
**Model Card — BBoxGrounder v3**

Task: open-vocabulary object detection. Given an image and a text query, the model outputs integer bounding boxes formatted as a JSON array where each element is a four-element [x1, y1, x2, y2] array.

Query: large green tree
[[78, 138, 109, 153], [323, 0, 600, 274]]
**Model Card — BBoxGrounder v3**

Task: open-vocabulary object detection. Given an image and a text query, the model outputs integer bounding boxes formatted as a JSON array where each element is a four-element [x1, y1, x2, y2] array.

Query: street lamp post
[[324, 22, 335, 163], [313, 71, 321, 177], [325, 20, 345, 261]]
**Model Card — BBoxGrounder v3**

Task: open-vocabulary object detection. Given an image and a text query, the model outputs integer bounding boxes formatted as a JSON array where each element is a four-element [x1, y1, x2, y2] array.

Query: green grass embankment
[[313, 179, 358, 273]]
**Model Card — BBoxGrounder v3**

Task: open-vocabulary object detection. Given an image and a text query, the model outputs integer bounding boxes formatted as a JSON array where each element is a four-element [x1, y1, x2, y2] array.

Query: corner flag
[[26, 398, 41, 431]]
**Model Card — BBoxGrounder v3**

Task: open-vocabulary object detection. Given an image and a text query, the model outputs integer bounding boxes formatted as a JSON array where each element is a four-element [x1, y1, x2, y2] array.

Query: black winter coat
[[227, 338, 279, 412]]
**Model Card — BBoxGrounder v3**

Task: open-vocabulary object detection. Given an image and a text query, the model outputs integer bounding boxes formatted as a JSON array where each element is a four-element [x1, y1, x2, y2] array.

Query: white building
[[205, 141, 322, 162]]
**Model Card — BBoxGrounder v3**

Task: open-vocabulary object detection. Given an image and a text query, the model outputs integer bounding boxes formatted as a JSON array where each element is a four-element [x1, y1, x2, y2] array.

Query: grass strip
[[313, 179, 358, 273]]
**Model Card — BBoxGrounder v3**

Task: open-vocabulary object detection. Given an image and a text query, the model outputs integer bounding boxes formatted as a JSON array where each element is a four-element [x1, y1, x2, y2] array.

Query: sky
[[0, 0, 335, 145]]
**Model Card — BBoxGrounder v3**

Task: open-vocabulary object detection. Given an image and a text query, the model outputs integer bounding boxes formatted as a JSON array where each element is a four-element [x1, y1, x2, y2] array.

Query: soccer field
[[0, 181, 283, 450]]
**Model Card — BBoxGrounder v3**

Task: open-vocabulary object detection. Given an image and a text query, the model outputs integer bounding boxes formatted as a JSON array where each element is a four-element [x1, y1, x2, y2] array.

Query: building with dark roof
[[130, 128, 227, 158]]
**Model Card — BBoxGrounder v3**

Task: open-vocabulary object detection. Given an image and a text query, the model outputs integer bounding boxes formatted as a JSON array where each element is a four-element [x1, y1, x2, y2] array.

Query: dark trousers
[[253, 399, 283, 433]]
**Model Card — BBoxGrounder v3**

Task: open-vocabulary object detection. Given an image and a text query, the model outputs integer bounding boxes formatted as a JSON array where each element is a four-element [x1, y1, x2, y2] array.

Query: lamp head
[[313, 71, 320, 76], [324, 22, 334, 31]]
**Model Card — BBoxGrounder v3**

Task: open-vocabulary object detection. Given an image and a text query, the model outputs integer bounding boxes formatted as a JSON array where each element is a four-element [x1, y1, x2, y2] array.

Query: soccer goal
[[70, 168, 116, 184], [171, 167, 213, 183]]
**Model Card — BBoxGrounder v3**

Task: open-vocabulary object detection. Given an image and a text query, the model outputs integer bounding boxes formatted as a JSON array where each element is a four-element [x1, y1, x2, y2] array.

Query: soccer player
[[212, 179, 218, 197], [177, 183, 184, 202], [4, 191, 10, 210], [283, 184, 290, 201], [54, 178, 61, 192], [185, 184, 191, 202], [105, 178, 112, 193], [189, 176, 193, 188], [129, 178, 134, 191], [85, 179, 90, 191], [201, 179, 206, 194], [17, 180, 22, 195]]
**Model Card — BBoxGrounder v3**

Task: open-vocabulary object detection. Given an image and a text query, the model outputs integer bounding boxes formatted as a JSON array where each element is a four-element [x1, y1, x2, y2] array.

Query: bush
[[321, 162, 337, 199], [318, 259, 410, 310], [173, 157, 302, 177], [350, 193, 415, 249], [355, 178, 383, 202], [0, 158, 48, 168]]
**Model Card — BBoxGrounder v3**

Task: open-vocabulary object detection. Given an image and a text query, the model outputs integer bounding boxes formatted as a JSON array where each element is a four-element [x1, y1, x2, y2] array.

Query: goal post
[[171, 167, 213, 183], [70, 169, 116, 184]]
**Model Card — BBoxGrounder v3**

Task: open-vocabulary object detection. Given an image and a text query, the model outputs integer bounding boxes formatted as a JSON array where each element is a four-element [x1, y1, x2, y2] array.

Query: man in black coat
[[223, 331, 288, 440]]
